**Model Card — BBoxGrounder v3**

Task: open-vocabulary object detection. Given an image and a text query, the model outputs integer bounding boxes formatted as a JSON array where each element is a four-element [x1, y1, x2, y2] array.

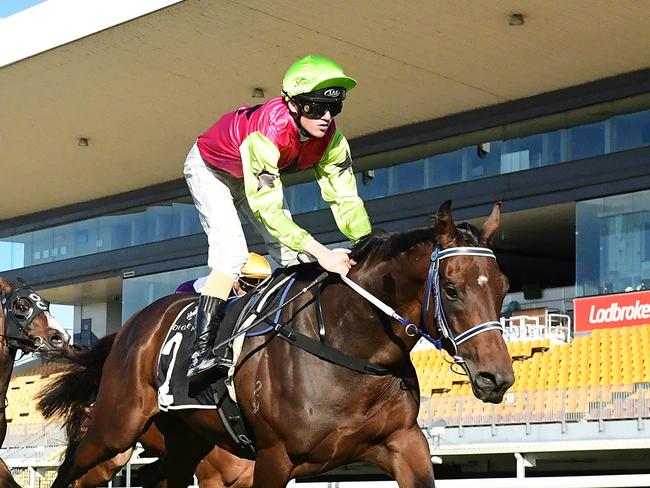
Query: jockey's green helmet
[[282, 55, 357, 100]]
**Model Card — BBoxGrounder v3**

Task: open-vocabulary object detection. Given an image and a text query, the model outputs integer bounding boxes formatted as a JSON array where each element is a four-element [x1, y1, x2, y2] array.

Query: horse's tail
[[37, 333, 117, 441]]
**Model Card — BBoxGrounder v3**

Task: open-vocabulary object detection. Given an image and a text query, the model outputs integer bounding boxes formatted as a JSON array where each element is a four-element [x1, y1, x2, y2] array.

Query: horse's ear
[[479, 202, 502, 246], [435, 200, 456, 246], [0, 277, 11, 294]]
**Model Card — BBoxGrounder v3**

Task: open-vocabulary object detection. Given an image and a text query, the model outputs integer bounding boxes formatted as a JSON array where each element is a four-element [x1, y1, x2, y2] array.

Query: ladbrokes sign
[[574, 290, 650, 332]]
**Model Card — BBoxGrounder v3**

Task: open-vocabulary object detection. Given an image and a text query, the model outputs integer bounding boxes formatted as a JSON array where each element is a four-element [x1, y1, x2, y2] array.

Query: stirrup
[[188, 354, 232, 381]]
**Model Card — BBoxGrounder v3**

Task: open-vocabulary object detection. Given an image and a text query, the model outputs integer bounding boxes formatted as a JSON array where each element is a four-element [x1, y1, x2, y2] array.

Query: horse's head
[[431, 201, 514, 403], [0, 277, 71, 354]]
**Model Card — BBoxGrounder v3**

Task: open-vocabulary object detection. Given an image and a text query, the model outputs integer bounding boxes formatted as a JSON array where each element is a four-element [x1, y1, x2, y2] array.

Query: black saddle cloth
[[155, 267, 300, 410]]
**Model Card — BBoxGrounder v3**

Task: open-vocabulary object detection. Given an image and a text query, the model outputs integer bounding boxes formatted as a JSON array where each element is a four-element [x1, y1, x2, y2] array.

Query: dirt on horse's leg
[[363, 427, 435, 488], [72, 448, 133, 488], [0, 458, 20, 488], [252, 448, 293, 488]]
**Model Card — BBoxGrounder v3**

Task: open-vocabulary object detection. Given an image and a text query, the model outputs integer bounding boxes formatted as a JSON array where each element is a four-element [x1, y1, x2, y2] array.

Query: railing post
[[598, 385, 604, 432], [561, 388, 567, 434], [515, 453, 536, 478], [525, 390, 531, 435], [491, 403, 497, 436], [458, 396, 464, 438], [515, 452, 525, 478], [639, 387, 645, 431]]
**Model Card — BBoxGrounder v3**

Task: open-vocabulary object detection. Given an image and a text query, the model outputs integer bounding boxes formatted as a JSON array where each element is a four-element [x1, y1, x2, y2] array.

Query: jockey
[[184, 55, 372, 380]]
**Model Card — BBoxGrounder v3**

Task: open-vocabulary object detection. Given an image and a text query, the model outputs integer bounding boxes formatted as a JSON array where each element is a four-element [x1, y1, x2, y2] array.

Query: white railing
[[419, 383, 650, 430], [501, 313, 571, 343]]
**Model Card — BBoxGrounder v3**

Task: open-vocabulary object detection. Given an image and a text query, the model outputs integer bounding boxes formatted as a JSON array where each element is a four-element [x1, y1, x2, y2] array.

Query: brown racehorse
[[39, 333, 254, 488], [49, 201, 514, 488], [0, 277, 71, 488]]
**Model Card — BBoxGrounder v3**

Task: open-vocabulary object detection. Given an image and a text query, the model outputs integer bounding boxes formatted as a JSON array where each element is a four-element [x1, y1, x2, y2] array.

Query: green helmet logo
[[282, 55, 357, 99]]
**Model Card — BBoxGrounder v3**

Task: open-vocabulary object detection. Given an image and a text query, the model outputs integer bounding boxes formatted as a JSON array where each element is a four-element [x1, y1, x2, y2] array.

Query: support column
[[514, 452, 536, 478]]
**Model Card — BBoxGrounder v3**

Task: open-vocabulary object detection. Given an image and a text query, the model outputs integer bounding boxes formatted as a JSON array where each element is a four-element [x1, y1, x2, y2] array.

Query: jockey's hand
[[318, 248, 357, 276], [303, 240, 356, 276]]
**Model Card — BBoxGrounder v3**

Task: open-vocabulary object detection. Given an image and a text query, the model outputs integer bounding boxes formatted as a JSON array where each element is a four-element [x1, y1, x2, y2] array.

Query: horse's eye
[[443, 284, 459, 299], [12, 299, 31, 317]]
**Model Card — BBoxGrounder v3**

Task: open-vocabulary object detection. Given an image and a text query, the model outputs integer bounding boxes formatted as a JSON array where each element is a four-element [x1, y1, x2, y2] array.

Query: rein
[[213, 271, 391, 376], [214, 246, 503, 377], [342, 246, 504, 366]]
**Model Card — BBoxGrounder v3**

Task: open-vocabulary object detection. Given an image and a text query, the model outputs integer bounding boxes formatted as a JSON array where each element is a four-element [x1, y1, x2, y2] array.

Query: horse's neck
[[0, 339, 16, 446], [333, 260, 425, 368]]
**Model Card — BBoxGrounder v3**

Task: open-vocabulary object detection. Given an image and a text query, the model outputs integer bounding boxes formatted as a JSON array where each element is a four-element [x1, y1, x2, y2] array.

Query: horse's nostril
[[476, 372, 498, 388], [50, 334, 63, 346]]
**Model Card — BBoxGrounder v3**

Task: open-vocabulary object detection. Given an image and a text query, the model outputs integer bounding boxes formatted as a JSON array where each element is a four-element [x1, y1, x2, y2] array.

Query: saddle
[[207, 269, 299, 458], [157, 268, 298, 458], [157, 264, 390, 459]]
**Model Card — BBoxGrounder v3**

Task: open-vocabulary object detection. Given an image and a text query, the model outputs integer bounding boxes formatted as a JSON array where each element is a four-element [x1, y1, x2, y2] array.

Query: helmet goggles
[[292, 87, 346, 119]]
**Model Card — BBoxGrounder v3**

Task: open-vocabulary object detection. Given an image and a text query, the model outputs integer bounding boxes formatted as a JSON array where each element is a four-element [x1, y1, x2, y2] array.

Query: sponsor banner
[[574, 290, 650, 332]]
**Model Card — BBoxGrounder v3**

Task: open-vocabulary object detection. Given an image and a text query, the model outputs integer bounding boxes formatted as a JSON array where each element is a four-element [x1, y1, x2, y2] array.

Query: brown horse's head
[[433, 201, 514, 403], [0, 277, 70, 354]]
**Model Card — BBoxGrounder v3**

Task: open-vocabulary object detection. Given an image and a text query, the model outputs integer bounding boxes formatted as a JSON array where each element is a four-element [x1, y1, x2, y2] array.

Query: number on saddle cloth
[[157, 270, 295, 410]]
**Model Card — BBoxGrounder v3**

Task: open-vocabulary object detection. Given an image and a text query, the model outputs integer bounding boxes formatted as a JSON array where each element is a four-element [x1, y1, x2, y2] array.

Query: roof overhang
[[1, 0, 649, 219]]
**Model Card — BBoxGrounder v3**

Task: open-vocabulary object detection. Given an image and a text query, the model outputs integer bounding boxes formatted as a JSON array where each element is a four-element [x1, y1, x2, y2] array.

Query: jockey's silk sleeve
[[314, 130, 372, 242], [240, 131, 313, 252]]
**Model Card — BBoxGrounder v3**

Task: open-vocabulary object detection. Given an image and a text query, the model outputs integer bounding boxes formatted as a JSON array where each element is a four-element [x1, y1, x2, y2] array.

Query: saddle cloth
[[155, 270, 297, 411], [156, 301, 216, 410]]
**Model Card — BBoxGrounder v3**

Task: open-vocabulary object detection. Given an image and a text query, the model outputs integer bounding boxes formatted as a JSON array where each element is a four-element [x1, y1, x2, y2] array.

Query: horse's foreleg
[[72, 448, 133, 488], [252, 448, 292, 488], [53, 434, 138, 488], [197, 447, 254, 488], [156, 435, 214, 488], [363, 427, 435, 488], [0, 457, 20, 488], [51, 393, 156, 488]]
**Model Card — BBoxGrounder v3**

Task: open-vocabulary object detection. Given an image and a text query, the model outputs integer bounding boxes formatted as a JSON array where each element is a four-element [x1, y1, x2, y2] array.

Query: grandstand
[[5, 362, 62, 426], [411, 311, 650, 484], [414, 322, 650, 427], [3, 362, 66, 487]]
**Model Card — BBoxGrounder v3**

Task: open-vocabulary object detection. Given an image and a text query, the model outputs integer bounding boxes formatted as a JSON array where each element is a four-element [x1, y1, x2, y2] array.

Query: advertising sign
[[574, 290, 650, 332]]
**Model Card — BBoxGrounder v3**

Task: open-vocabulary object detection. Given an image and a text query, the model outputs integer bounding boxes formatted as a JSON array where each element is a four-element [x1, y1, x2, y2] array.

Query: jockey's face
[[288, 100, 333, 138]]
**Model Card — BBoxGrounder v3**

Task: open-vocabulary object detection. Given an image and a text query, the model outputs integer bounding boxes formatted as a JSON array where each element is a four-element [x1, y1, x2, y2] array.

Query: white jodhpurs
[[183, 142, 299, 280]]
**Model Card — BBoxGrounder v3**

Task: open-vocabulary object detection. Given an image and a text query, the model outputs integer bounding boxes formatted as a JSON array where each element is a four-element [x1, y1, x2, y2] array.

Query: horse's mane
[[456, 222, 481, 246], [350, 222, 481, 265]]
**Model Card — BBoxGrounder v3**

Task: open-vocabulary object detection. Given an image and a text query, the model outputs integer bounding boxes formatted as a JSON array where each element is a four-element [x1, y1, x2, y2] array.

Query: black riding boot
[[187, 295, 231, 381]]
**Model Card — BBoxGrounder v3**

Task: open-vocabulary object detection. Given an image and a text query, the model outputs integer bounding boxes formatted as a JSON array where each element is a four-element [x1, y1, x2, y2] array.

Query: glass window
[[0, 199, 206, 272], [285, 181, 324, 214], [427, 149, 463, 187], [121, 265, 210, 322], [569, 121, 606, 161], [3, 107, 650, 273], [0, 241, 24, 270], [390, 160, 425, 194], [357, 168, 389, 200], [576, 189, 650, 296], [612, 109, 650, 152]]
